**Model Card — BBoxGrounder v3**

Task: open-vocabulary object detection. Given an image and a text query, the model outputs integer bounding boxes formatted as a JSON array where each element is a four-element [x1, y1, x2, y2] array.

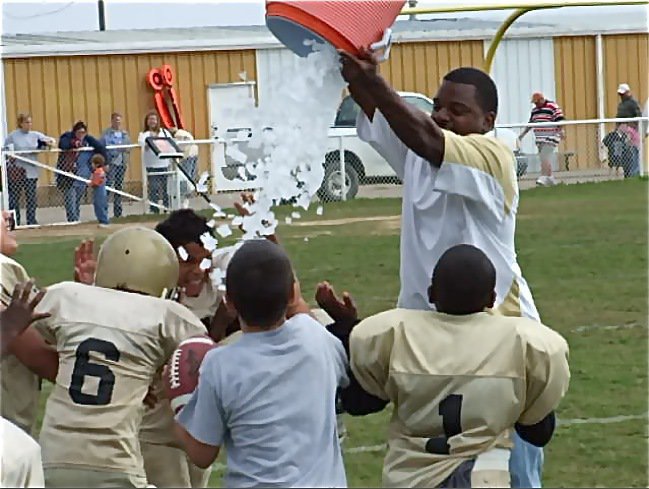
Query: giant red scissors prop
[[146, 65, 185, 130]]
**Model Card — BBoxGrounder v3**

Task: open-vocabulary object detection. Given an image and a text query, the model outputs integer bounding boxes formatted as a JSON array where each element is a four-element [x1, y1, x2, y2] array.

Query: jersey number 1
[[69, 338, 120, 406], [425, 394, 463, 455]]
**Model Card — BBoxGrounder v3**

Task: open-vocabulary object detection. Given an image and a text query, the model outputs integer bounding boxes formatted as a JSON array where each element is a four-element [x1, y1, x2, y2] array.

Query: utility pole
[[408, 0, 418, 21], [98, 0, 106, 31]]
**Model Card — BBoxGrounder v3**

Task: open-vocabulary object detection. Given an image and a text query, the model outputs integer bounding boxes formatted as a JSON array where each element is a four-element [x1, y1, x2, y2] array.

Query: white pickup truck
[[320, 91, 434, 200], [218, 91, 434, 201]]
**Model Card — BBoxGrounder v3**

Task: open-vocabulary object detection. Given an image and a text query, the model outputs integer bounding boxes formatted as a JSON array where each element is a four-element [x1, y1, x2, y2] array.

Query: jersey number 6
[[425, 394, 464, 455], [69, 338, 120, 406]]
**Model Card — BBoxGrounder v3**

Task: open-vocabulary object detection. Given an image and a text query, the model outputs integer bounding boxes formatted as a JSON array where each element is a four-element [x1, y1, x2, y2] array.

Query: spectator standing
[[3, 113, 55, 226], [90, 154, 109, 227], [100, 112, 131, 218], [138, 111, 173, 214], [170, 127, 199, 200], [618, 122, 641, 177], [616, 83, 642, 119], [518, 92, 565, 186], [56, 121, 107, 223]]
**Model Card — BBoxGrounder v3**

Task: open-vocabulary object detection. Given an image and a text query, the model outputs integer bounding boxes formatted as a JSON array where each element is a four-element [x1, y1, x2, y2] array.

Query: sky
[[1, 0, 646, 35]]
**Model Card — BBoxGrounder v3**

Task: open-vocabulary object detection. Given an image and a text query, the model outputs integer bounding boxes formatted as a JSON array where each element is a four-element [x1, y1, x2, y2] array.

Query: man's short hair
[[444, 67, 498, 114], [155, 209, 212, 250], [226, 240, 294, 329]]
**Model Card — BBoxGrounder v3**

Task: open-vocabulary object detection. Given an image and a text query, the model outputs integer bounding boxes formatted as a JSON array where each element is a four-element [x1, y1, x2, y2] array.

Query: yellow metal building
[[1, 18, 647, 192]]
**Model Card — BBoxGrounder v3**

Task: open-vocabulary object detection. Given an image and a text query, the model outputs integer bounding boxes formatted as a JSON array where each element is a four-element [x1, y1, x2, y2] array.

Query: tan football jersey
[[349, 309, 570, 488], [0, 253, 41, 435], [33, 281, 205, 477]]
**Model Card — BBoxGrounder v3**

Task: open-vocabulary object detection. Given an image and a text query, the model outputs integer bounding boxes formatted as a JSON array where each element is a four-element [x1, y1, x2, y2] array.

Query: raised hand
[[339, 47, 380, 85], [233, 192, 278, 244], [1, 280, 50, 355], [74, 239, 97, 285], [315, 281, 358, 323]]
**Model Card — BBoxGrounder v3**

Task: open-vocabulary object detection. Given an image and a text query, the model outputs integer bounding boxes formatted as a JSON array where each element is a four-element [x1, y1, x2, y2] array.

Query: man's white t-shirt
[[1, 416, 45, 488], [357, 111, 539, 320]]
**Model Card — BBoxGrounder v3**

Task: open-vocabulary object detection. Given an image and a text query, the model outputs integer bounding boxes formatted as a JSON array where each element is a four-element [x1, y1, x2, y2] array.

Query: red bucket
[[266, 0, 405, 58]]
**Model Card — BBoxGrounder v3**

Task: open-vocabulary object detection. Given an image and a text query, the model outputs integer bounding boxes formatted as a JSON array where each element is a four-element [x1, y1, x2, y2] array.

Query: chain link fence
[[495, 117, 646, 185], [1, 117, 646, 228]]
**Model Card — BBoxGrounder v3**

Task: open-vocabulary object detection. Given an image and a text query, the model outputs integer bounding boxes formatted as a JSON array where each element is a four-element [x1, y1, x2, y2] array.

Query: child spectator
[[90, 154, 110, 227]]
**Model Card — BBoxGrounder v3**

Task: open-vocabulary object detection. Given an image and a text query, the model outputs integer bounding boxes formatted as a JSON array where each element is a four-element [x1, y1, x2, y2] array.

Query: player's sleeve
[[348, 311, 397, 401], [0, 416, 45, 488], [0, 260, 30, 307], [175, 353, 226, 447], [356, 109, 409, 180], [518, 323, 570, 425], [433, 130, 518, 222], [160, 304, 209, 359]]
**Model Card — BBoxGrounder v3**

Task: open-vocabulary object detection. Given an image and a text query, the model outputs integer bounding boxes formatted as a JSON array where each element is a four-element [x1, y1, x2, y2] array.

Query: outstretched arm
[[341, 48, 444, 166], [1, 281, 58, 381]]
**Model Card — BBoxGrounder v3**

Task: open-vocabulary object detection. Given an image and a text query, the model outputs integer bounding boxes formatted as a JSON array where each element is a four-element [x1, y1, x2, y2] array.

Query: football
[[164, 335, 217, 414]]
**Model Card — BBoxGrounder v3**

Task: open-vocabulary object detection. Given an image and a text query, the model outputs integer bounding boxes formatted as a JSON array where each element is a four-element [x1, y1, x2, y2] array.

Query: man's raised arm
[[340, 48, 444, 166]]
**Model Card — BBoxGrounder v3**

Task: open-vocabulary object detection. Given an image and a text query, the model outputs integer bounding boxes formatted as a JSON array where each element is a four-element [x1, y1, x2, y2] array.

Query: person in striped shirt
[[519, 92, 565, 186]]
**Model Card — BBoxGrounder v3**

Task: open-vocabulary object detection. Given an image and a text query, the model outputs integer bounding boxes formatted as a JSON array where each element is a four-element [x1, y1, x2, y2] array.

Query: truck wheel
[[317, 157, 360, 202]]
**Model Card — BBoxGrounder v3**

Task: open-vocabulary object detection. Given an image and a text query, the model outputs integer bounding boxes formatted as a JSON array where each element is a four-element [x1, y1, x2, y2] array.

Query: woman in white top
[[3, 113, 55, 226], [138, 111, 173, 214]]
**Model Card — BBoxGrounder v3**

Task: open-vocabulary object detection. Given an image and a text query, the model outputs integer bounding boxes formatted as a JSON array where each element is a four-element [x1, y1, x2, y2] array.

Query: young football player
[[32, 227, 207, 488]]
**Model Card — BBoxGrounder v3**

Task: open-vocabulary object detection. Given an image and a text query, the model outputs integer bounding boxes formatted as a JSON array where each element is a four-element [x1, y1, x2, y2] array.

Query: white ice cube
[[199, 258, 212, 271], [216, 224, 233, 238], [177, 246, 189, 261], [316, 205, 324, 216], [200, 232, 218, 252]]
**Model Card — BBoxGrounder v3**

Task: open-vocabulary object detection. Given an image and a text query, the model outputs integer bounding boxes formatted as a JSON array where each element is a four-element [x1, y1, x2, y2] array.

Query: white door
[[207, 82, 256, 192], [255, 47, 303, 105]]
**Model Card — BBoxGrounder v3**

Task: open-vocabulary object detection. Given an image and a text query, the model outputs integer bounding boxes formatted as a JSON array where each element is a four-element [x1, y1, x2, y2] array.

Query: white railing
[[1, 116, 646, 227]]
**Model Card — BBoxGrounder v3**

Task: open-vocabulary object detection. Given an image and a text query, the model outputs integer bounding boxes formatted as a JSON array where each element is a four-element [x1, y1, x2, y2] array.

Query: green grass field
[[17, 179, 648, 487]]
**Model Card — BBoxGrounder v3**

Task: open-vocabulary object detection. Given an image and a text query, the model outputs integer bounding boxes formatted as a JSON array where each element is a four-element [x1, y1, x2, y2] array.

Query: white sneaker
[[98, 223, 110, 229], [536, 176, 549, 186], [546, 176, 558, 186]]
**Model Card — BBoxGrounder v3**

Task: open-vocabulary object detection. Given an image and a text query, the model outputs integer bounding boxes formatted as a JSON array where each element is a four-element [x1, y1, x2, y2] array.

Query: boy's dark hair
[[430, 244, 496, 315], [444, 67, 499, 115], [226, 240, 294, 329], [155, 209, 212, 249], [91, 154, 105, 167], [72, 120, 87, 132]]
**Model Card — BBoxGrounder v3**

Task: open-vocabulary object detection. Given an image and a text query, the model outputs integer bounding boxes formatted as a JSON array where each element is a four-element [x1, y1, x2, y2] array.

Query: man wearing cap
[[616, 83, 642, 119], [519, 92, 565, 187]]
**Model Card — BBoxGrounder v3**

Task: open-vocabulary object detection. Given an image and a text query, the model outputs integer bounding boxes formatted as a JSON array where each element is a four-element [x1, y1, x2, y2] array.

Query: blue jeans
[[147, 167, 169, 214], [8, 177, 38, 225], [510, 431, 544, 488], [62, 184, 84, 222], [179, 156, 198, 198], [93, 184, 109, 225], [107, 165, 126, 218]]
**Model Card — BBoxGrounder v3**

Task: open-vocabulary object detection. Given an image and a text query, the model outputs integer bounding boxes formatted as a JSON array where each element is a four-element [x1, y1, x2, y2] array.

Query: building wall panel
[[603, 33, 648, 118], [381, 40, 484, 96], [554, 36, 598, 169]]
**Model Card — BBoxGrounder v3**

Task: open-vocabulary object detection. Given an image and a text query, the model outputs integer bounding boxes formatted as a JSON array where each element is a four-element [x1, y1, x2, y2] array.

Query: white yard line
[[571, 322, 646, 333]]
